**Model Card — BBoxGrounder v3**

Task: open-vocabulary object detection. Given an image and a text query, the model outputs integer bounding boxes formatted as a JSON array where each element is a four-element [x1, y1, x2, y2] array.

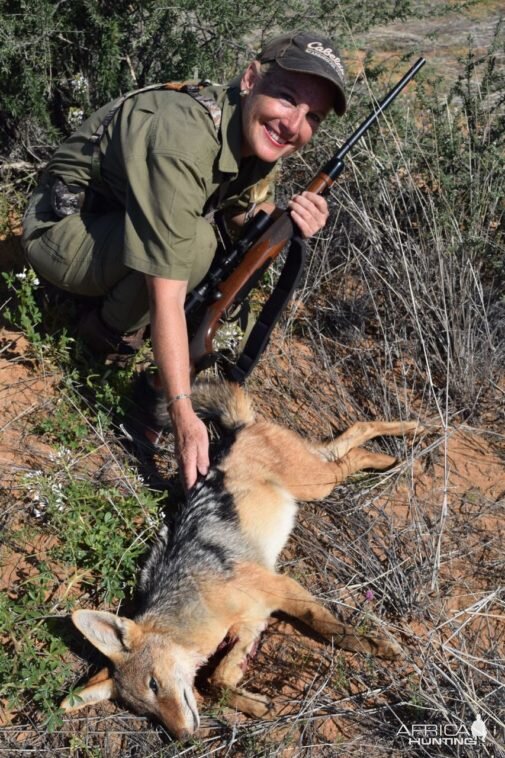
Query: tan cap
[[258, 31, 346, 115]]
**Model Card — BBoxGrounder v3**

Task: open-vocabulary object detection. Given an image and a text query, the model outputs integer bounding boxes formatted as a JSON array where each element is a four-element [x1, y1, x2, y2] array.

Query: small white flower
[[15, 268, 39, 287], [67, 107, 85, 130], [70, 73, 89, 95]]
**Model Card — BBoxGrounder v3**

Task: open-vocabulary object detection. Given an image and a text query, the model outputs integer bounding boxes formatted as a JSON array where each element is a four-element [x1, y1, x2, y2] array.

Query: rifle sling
[[226, 235, 307, 384]]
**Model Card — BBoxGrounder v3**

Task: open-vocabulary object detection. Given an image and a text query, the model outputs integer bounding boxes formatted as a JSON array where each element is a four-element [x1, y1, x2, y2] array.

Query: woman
[[22, 31, 347, 489]]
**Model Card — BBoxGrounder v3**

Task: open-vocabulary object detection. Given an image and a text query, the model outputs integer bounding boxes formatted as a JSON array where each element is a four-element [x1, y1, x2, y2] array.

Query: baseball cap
[[258, 31, 346, 116]]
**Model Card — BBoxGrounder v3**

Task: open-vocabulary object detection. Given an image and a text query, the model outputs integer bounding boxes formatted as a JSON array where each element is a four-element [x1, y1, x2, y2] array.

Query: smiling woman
[[240, 66, 336, 161], [21, 31, 347, 489]]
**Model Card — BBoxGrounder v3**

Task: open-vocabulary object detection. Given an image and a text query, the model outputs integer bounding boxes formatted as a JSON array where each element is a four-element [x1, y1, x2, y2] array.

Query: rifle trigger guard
[[193, 351, 221, 374]]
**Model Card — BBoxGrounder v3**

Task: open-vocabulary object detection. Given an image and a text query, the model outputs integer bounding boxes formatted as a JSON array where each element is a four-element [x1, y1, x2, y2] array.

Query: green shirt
[[48, 84, 277, 280]]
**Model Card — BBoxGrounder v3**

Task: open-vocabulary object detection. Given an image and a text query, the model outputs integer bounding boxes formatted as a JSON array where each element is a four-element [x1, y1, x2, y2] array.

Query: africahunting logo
[[397, 714, 487, 747]]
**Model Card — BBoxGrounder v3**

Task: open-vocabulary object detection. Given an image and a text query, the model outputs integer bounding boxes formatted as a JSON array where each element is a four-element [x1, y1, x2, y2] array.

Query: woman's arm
[[146, 275, 209, 490]]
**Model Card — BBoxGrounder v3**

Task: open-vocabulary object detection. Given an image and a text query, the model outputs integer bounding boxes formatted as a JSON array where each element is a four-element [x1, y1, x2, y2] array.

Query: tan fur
[[61, 381, 422, 738]]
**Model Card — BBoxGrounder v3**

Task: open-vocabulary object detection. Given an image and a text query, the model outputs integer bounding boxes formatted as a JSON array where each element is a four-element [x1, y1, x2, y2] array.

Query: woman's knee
[[25, 210, 126, 298]]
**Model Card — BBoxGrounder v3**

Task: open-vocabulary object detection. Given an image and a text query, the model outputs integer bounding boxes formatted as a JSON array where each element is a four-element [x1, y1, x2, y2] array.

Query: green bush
[[0, 466, 162, 726], [0, 0, 429, 158]]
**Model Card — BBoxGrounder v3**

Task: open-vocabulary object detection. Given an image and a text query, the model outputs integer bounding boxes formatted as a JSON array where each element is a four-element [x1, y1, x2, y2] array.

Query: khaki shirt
[[48, 85, 277, 280]]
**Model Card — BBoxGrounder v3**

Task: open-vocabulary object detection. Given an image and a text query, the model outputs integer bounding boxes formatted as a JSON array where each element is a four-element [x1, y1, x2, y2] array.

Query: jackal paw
[[227, 687, 273, 719], [374, 636, 403, 660]]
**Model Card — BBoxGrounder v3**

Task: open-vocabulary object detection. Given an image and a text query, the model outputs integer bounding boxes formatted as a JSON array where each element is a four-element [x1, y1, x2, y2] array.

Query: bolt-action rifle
[[186, 57, 426, 383]]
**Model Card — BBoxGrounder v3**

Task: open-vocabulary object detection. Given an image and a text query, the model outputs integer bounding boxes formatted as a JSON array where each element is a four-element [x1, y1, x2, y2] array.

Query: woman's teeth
[[264, 125, 287, 146]]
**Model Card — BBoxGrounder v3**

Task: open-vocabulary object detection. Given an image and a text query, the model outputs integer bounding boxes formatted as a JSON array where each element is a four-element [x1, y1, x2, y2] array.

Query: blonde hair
[[258, 61, 276, 78], [249, 172, 278, 204]]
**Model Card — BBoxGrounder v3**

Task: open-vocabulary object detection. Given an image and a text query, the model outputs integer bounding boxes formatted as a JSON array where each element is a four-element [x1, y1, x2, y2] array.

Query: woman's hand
[[288, 191, 329, 239], [170, 398, 209, 490]]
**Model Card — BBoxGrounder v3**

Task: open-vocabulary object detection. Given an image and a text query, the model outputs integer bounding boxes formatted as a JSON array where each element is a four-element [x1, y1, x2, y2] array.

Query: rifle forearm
[[189, 210, 295, 372]]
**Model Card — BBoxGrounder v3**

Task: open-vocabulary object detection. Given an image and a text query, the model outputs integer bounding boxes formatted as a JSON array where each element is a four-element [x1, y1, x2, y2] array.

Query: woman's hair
[[237, 59, 279, 86], [257, 61, 277, 80]]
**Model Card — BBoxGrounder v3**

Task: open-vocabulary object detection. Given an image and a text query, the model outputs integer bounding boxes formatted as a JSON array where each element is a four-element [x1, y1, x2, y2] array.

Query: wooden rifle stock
[[189, 210, 295, 369], [189, 57, 426, 374]]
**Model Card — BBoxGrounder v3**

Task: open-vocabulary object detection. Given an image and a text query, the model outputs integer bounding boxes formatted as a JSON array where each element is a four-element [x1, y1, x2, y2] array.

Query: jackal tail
[[192, 380, 256, 430]]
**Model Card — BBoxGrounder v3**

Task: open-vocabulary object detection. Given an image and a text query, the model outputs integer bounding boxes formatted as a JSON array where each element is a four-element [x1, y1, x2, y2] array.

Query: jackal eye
[[149, 676, 159, 695]]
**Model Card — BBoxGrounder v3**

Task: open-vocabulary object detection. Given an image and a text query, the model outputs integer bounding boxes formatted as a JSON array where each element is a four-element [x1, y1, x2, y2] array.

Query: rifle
[[186, 57, 426, 382]]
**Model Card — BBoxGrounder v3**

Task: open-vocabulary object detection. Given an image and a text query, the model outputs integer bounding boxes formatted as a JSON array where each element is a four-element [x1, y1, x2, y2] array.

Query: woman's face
[[240, 61, 335, 162]]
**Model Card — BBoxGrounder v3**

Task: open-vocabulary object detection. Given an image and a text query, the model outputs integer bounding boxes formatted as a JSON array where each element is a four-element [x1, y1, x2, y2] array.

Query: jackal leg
[[260, 572, 402, 659], [312, 420, 421, 461], [209, 620, 272, 718], [290, 446, 398, 501]]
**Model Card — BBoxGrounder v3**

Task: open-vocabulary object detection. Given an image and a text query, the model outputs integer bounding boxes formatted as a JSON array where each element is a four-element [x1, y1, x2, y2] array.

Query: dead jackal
[[62, 380, 421, 739]]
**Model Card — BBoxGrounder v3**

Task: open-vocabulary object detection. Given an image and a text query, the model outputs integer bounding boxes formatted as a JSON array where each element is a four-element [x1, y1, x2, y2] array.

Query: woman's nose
[[282, 106, 305, 136]]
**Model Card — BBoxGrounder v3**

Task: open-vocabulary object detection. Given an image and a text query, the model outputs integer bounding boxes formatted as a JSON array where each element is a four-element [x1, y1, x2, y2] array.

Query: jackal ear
[[71, 609, 140, 661], [60, 674, 116, 712]]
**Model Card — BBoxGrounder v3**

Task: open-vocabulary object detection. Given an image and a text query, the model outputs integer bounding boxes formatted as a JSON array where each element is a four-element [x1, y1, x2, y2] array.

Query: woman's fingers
[[288, 191, 329, 238], [172, 407, 210, 490]]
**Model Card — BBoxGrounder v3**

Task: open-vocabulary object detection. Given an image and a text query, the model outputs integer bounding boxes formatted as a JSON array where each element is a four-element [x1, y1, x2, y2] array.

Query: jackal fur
[[62, 380, 420, 739]]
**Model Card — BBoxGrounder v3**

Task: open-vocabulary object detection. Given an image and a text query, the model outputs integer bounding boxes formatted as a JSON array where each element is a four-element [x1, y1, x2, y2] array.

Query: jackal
[[62, 380, 421, 739]]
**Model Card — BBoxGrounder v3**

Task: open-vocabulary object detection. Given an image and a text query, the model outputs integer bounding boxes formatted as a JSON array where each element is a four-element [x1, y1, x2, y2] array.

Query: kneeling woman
[[22, 31, 347, 488]]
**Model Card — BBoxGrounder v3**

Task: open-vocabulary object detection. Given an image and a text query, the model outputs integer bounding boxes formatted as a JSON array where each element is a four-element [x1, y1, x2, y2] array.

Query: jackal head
[[61, 610, 204, 740]]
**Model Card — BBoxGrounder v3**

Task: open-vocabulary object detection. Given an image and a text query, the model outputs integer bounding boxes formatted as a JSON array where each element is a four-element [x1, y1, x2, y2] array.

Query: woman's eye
[[309, 113, 322, 125], [149, 677, 159, 695], [280, 93, 296, 106]]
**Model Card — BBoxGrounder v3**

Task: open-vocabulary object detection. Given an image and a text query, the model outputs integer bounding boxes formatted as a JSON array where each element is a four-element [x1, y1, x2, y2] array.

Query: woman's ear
[[240, 60, 261, 94]]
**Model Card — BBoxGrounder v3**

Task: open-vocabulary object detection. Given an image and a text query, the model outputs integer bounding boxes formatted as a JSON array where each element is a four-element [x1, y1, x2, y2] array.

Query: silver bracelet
[[167, 392, 192, 408]]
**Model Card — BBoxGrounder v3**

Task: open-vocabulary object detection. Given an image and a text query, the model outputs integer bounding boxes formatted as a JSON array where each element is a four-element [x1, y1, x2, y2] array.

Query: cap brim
[[275, 58, 346, 116]]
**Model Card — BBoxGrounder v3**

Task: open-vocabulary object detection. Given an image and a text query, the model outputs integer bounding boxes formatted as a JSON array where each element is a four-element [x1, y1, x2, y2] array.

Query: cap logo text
[[306, 41, 345, 80]]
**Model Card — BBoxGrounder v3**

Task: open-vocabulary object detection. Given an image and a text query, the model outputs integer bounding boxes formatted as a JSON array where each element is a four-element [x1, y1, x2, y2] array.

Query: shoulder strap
[[181, 83, 222, 131], [89, 80, 222, 185]]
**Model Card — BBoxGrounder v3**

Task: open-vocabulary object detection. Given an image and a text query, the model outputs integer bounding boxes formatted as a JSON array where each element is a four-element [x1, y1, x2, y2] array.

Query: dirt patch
[[0, 329, 60, 491], [417, 428, 504, 501]]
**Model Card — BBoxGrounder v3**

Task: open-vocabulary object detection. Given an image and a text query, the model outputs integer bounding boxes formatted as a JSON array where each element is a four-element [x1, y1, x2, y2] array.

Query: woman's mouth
[[263, 124, 289, 148]]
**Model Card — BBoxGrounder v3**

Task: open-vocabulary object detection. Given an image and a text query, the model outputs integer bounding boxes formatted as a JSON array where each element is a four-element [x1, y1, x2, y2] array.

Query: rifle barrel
[[324, 57, 426, 182]]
